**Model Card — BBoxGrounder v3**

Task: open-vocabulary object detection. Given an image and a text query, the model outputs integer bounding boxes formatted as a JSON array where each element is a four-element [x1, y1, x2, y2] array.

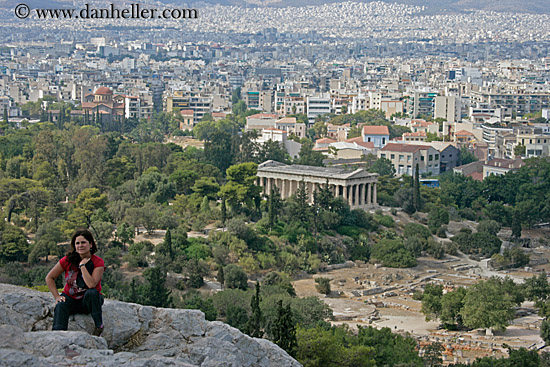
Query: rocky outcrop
[[0, 284, 301, 367]]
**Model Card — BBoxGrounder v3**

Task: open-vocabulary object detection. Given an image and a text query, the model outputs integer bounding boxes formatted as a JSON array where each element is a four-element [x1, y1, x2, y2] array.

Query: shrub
[[371, 239, 417, 268], [374, 214, 395, 228], [459, 208, 476, 221], [315, 277, 331, 295], [403, 223, 431, 240], [477, 220, 501, 236], [224, 264, 248, 290], [436, 226, 447, 238]]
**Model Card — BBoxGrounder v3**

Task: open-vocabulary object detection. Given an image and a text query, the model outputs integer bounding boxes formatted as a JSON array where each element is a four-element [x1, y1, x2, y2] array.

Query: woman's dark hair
[[66, 229, 97, 268]]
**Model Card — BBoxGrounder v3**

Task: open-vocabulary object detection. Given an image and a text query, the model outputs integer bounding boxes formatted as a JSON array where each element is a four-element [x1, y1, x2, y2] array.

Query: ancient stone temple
[[256, 160, 378, 208]]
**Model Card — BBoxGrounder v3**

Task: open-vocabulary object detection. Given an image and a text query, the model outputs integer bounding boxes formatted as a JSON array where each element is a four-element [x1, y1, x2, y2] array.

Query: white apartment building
[[307, 95, 331, 125], [434, 95, 461, 123]]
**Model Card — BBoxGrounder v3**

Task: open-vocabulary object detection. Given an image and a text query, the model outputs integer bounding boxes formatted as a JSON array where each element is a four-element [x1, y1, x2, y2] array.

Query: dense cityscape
[[1, 0, 550, 366]]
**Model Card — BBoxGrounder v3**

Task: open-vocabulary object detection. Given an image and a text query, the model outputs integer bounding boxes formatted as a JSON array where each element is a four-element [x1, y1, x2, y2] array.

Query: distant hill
[[1, 0, 547, 14]]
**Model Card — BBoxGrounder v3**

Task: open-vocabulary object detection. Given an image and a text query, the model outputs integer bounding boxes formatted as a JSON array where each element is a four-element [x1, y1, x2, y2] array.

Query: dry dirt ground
[[292, 248, 549, 364]]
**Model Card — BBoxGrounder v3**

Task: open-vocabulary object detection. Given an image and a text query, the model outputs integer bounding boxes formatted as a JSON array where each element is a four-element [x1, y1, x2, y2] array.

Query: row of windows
[[522, 139, 549, 145], [383, 153, 440, 161]]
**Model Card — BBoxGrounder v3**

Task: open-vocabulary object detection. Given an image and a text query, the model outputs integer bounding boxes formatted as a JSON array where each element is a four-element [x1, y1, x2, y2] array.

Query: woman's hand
[[55, 295, 66, 303], [79, 258, 91, 267]]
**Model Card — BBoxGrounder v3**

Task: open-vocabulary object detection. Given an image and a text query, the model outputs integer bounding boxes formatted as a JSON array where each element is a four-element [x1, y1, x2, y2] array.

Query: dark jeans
[[52, 289, 104, 330]]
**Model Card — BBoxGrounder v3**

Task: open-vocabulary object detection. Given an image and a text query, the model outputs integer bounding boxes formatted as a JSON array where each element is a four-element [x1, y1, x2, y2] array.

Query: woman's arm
[[45, 262, 65, 301], [80, 263, 104, 289]]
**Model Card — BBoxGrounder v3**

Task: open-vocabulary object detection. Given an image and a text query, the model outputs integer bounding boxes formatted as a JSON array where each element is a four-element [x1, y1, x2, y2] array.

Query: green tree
[[3, 106, 8, 124], [180, 294, 218, 321], [224, 264, 248, 290], [524, 272, 550, 305], [185, 258, 209, 288], [296, 326, 376, 367], [116, 222, 135, 246], [422, 342, 443, 367], [460, 278, 515, 332], [440, 287, 467, 326], [477, 220, 501, 236], [428, 206, 449, 233], [288, 180, 311, 225], [192, 177, 220, 199], [315, 277, 332, 295], [541, 319, 550, 345], [219, 162, 262, 213], [221, 198, 227, 226], [421, 283, 443, 321], [460, 146, 478, 165], [143, 267, 172, 308], [217, 264, 225, 289], [257, 139, 291, 164], [0, 222, 30, 262], [413, 163, 421, 211], [28, 221, 64, 263], [204, 130, 234, 173], [368, 157, 395, 177], [267, 186, 282, 230], [295, 141, 324, 167], [371, 239, 416, 268], [511, 209, 522, 238], [75, 188, 108, 229], [514, 144, 526, 157], [247, 282, 263, 338], [272, 300, 297, 358]]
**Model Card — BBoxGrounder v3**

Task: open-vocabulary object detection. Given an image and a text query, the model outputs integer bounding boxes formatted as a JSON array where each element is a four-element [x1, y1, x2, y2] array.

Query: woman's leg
[[52, 293, 78, 330], [82, 289, 104, 328]]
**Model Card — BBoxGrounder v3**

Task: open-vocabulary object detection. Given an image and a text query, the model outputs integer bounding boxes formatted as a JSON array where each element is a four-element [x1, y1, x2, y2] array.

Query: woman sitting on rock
[[46, 229, 105, 336]]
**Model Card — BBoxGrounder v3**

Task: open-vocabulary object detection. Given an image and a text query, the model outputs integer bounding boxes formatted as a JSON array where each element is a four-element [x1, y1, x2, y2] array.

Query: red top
[[59, 255, 105, 299]]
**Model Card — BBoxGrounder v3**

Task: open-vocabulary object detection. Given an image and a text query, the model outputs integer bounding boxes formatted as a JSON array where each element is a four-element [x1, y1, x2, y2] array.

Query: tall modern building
[[307, 95, 331, 126], [435, 95, 461, 123]]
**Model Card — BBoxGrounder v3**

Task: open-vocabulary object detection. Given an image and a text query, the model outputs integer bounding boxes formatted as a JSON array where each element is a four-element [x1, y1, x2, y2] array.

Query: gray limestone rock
[[0, 283, 301, 367]]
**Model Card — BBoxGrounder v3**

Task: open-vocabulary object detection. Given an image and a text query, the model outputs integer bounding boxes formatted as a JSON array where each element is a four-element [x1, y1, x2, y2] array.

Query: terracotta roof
[[328, 123, 350, 129], [95, 86, 113, 95], [363, 125, 389, 135], [212, 112, 226, 117], [484, 158, 524, 169], [380, 142, 431, 153], [455, 130, 474, 136], [264, 128, 286, 133], [246, 113, 277, 119], [180, 109, 194, 116], [467, 172, 484, 181], [276, 117, 297, 124], [316, 138, 337, 144], [344, 136, 375, 148], [411, 119, 432, 127]]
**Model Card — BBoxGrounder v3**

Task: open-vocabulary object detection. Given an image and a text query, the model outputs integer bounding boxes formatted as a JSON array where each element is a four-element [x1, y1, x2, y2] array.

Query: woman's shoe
[[92, 325, 104, 337]]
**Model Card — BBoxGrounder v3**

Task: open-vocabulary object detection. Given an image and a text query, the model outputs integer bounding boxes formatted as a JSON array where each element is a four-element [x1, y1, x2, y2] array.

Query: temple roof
[[257, 160, 377, 180]]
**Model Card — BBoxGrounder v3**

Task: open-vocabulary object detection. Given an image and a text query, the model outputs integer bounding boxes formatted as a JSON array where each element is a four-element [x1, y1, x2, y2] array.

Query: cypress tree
[[247, 282, 263, 338], [2, 106, 7, 124], [413, 163, 421, 211], [164, 228, 173, 260], [511, 210, 522, 238], [273, 300, 297, 357], [143, 267, 172, 308], [294, 180, 310, 225], [221, 198, 227, 227], [268, 190, 274, 230], [217, 264, 224, 289]]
